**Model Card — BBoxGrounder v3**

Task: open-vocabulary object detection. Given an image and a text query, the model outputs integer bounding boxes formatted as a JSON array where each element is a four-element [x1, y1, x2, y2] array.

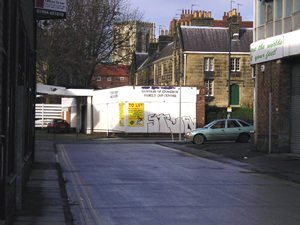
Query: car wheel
[[237, 133, 250, 143], [193, 134, 205, 144]]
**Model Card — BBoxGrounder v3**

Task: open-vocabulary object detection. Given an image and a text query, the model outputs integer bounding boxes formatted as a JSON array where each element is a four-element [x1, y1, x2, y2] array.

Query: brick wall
[[255, 60, 292, 153], [95, 76, 129, 89], [196, 88, 206, 128]]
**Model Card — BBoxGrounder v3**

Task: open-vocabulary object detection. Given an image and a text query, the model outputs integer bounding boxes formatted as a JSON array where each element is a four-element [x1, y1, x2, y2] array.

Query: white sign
[[35, 0, 67, 12], [250, 35, 284, 64]]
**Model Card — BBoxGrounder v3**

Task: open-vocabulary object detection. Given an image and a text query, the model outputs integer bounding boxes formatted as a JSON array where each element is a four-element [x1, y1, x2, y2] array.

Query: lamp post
[[227, 22, 232, 119]]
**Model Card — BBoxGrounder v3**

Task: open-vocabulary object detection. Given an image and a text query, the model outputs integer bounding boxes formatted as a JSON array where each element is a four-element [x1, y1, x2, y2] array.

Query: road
[[57, 141, 300, 225]]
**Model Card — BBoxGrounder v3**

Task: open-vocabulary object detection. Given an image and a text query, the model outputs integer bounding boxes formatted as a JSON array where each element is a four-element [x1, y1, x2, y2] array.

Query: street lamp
[[227, 22, 232, 119]]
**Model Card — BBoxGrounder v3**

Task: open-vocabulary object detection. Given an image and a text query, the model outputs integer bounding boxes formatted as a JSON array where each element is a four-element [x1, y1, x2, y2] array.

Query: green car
[[185, 119, 254, 144]]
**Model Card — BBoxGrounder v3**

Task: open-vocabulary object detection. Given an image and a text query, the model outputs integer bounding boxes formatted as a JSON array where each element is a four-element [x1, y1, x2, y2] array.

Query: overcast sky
[[129, 0, 253, 35]]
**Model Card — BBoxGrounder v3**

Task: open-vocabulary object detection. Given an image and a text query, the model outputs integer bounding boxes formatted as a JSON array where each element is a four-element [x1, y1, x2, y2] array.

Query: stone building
[[113, 21, 155, 65], [0, 1, 36, 224], [251, 0, 300, 153], [135, 9, 254, 113]]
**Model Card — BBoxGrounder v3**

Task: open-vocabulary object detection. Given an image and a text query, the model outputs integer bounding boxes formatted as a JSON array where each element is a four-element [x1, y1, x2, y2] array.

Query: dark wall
[[0, 1, 36, 224], [255, 59, 292, 153]]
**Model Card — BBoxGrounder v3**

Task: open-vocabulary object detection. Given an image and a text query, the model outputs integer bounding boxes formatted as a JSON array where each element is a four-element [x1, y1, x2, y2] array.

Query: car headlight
[[186, 132, 193, 136]]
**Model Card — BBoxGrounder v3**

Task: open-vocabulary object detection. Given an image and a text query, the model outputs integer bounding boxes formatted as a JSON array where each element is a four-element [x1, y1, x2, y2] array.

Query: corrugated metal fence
[[35, 104, 62, 128]]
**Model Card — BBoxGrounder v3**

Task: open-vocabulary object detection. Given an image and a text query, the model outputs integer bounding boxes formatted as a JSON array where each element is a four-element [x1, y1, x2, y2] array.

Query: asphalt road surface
[[57, 141, 300, 225]]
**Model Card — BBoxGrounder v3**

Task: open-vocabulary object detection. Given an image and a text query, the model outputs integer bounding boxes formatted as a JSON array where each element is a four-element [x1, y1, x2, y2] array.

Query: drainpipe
[[184, 53, 187, 86], [154, 64, 156, 85], [268, 92, 272, 154]]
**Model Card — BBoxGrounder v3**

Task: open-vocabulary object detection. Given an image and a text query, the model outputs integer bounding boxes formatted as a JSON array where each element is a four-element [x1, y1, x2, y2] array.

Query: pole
[[227, 22, 232, 119], [179, 86, 182, 141], [184, 54, 187, 86], [268, 92, 272, 154]]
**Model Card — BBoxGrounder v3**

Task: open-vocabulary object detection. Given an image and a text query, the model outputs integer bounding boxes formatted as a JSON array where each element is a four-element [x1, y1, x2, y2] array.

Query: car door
[[206, 120, 226, 140], [225, 119, 242, 140]]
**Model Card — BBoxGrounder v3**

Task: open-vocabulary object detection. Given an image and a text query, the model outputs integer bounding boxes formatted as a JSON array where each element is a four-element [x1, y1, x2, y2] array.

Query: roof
[[180, 26, 253, 53], [134, 52, 149, 70], [138, 42, 174, 70], [94, 65, 130, 77]]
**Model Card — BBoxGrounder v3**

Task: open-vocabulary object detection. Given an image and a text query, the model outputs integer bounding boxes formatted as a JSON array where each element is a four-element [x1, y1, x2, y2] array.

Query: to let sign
[[35, 0, 67, 20]]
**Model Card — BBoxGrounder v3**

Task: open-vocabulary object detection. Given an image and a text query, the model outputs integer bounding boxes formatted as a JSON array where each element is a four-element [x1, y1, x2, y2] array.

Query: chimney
[[227, 9, 240, 39], [158, 30, 173, 52], [191, 10, 214, 27]]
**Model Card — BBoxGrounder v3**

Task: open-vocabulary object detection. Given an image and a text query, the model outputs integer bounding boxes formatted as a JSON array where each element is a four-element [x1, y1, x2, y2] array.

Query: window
[[276, 0, 283, 19], [285, 0, 292, 16], [230, 58, 240, 71], [266, 2, 274, 22], [295, 0, 300, 12], [258, 0, 265, 25], [205, 80, 214, 96], [238, 120, 250, 127], [96, 76, 101, 81], [204, 58, 214, 71], [107, 77, 112, 81], [120, 77, 125, 81], [227, 120, 241, 128], [211, 121, 225, 129]]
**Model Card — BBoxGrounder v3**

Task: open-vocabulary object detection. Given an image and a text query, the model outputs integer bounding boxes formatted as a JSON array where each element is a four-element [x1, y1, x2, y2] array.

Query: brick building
[[0, 1, 36, 224], [92, 64, 130, 89], [251, 0, 300, 153]]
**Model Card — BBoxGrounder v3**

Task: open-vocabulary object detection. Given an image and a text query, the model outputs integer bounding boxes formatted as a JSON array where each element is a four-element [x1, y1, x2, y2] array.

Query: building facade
[[92, 64, 130, 89], [0, 1, 36, 224], [135, 9, 254, 124], [251, 0, 300, 153]]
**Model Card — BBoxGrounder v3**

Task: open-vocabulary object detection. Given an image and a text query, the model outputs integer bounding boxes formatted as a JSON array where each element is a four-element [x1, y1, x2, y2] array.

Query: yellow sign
[[119, 103, 125, 126], [128, 103, 144, 127]]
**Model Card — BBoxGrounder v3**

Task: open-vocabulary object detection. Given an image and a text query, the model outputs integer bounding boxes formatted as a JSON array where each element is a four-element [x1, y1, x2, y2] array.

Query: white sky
[[129, 0, 253, 35]]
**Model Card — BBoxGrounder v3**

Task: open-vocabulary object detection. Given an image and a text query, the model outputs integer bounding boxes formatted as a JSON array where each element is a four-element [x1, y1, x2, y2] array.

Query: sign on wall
[[128, 103, 144, 127], [250, 35, 284, 64], [35, 0, 67, 20], [119, 103, 125, 126]]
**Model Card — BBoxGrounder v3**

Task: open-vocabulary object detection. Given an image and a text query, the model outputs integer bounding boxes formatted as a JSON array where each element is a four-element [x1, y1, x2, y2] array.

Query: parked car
[[47, 119, 70, 133], [185, 119, 254, 144]]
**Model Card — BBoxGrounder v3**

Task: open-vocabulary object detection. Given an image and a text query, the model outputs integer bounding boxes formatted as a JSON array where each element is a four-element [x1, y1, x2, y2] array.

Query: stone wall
[[185, 53, 254, 108]]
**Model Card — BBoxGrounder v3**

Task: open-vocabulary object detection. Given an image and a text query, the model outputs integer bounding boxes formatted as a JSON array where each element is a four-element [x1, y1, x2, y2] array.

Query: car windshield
[[204, 121, 215, 128]]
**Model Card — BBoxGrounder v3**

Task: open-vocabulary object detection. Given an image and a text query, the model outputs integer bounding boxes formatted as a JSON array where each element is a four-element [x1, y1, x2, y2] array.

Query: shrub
[[205, 105, 253, 124]]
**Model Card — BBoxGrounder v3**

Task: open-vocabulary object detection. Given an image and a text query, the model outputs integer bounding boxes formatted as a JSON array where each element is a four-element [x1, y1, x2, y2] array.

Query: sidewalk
[[14, 140, 72, 225], [160, 141, 300, 184]]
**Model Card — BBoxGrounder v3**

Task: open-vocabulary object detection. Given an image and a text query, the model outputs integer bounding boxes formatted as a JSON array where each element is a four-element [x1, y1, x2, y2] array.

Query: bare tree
[[37, 0, 142, 88]]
